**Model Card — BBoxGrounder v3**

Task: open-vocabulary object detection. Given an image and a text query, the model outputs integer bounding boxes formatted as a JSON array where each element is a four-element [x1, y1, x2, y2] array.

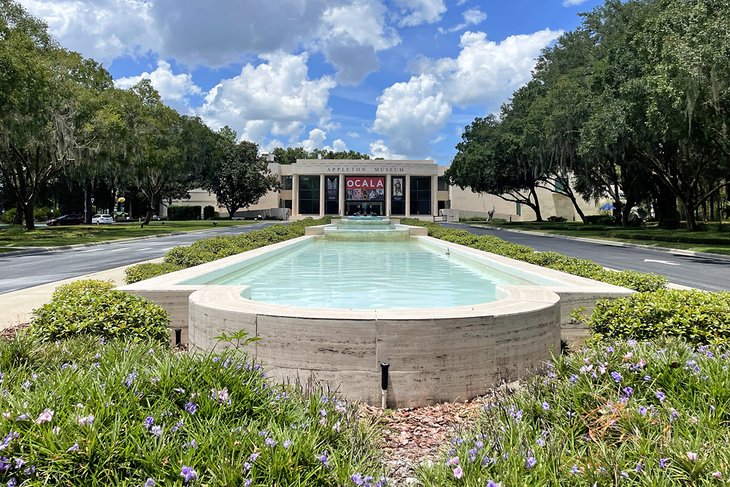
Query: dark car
[[46, 214, 84, 226]]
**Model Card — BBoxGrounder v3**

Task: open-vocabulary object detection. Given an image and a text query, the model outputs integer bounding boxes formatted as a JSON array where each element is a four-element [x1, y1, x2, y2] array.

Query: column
[[385, 174, 392, 217], [338, 174, 345, 216], [292, 175, 299, 217], [405, 174, 411, 217], [431, 174, 438, 216], [319, 174, 325, 217]]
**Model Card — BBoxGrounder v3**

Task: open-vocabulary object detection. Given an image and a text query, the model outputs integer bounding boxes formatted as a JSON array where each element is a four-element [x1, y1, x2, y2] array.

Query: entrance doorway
[[346, 202, 384, 216]]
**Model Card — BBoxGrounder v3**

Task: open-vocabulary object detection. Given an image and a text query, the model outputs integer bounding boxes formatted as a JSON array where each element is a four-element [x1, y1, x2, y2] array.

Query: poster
[[326, 176, 338, 201], [392, 177, 404, 201], [345, 177, 385, 201]]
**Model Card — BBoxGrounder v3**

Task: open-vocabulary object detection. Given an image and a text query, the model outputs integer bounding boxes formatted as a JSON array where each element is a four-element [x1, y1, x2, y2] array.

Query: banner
[[345, 177, 385, 201], [392, 177, 404, 201], [326, 176, 338, 201]]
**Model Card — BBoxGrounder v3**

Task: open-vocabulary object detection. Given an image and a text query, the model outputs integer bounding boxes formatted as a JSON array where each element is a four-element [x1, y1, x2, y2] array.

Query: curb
[[453, 223, 730, 263], [1, 223, 273, 257]]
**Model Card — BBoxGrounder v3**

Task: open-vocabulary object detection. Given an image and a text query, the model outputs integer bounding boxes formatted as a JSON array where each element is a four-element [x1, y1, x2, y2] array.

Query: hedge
[[125, 262, 184, 283], [29, 280, 170, 343], [167, 205, 201, 220], [585, 289, 730, 344], [401, 219, 667, 292], [124, 217, 330, 284]]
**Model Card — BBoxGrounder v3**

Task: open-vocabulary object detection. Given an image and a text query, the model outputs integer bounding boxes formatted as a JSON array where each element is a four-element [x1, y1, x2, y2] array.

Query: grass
[[464, 221, 730, 255], [0, 220, 259, 250], [0, 335, 385, 486], [418, 338, 730, 486]]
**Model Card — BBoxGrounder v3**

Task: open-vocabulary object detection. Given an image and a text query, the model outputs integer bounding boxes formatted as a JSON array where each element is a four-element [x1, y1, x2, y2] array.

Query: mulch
[[0, 322, 28, 340]]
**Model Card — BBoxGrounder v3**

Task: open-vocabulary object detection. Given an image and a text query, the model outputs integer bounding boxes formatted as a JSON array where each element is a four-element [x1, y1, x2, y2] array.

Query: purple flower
[[610, 371, 622, 383], [184, 402, 197, 415], [144, 416, 154, 430], [571, 465, 580, 474], [35, 409, 54, 425], [622, 386, 634, 398], [486, 482, 501, 487], [453, 466, 463, 479], [686, 451, 698, 462], [283, 440, 292, 449], [635, 462, 643, 472], [144, 479, 156, 487], [638, 406, 648, 416], [655, 391, 666, 402], [66, 443, 79, 453], [249, 452, 260, 462], [125, 371, 138, 388], [351, 473, 364, 485], [180, 466, 197, 483], [537, 438, 546, 447], [244, 480, 251, 487], [526, 456, 537, 469], [318, 452, 330, 467], [150, 425, 163, 437], [541, 402, 550, 411], [265, 437, 277, 448], [660, 458, 669, 469], [77, 415, 95, 427], [7, 478, 17, 487]]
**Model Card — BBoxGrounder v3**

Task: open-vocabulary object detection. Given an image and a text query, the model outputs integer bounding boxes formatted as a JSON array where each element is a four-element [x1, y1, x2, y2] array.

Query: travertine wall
[[188, 285, 561, 407]]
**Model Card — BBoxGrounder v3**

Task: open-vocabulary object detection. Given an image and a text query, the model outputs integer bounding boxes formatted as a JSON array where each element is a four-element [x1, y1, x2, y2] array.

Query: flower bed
[[418, 338, 730, 485], [0, 336, 384, 486]]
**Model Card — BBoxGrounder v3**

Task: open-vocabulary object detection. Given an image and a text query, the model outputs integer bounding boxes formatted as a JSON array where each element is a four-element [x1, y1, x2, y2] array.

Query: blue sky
[[21, 0, 603, 165]]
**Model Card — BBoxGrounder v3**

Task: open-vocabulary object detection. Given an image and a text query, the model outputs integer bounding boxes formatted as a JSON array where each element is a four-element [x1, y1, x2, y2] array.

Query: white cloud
[[19, 0, 400, 82], [373, 74, 452, 155], [198, 52, 335, 145], [19, 0, 156, 63], [372, 29, 561, 158], [392, 0, 446, 27], [114, 60, 201, 111], [332, 139, 348, 151], [438, 7, 486, 34], [369, 140, 407, 159], [562, 0, 589, 5], [301, 128, 328, 151]]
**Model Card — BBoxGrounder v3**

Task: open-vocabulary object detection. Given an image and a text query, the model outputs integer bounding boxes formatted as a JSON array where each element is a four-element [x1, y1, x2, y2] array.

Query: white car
[[91, 213, 114, 224]]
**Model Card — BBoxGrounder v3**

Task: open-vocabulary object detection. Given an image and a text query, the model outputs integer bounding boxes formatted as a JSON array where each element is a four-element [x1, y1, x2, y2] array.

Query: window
[[298, 176, 320, 214], [325, 176, 339, 214], [516, 202, 522, 217], [282, 176, 292, 190], [281, 199, 292, 209], [437, 176, 449, 191], [410, 176, 432, 215]]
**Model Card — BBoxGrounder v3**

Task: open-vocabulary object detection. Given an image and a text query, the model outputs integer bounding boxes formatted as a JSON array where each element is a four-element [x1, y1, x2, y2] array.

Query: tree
[[0, 1, 107, 229], [206, 128, 279, 218]]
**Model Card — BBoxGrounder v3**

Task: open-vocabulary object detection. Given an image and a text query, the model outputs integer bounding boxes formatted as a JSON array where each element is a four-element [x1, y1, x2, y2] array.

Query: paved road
[[0, 223, 273, 294], [443, 223, 730, 291]]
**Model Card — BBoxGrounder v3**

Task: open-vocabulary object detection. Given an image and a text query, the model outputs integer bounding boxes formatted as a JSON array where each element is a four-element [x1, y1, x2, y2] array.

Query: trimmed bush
[[585, 289, 730, 344], [547, 215, 567, 222], [203, 205, 217, 220], [125, 262, 184, 284], [29, 280, 169, 343], [161, 217, 329, 270], [167, 205, 201, 220], [402, 219, 667, 292]]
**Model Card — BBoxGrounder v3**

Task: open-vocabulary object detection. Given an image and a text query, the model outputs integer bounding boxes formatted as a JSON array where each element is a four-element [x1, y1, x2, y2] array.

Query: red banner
[[345, 177, 385, 201], [345, 177, 385, 190]]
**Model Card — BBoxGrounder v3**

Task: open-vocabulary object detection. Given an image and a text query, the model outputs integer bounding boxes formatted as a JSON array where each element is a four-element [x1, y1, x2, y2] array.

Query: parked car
[[91, 213, 114, 225], [46, 214, 84, 226]]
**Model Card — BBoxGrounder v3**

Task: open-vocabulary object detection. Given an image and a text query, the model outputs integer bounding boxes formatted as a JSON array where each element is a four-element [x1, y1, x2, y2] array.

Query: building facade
[[175, 159, 602, 221]]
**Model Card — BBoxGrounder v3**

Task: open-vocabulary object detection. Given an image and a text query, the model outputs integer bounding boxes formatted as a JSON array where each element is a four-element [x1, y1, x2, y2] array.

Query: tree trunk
[[655, 181, 679, 229], [529, 187, 543, 222], [83, 179, 93, 224], [226, 204, 239, 219], [24, 203, 35, 230], [13, 203, 23, 225]]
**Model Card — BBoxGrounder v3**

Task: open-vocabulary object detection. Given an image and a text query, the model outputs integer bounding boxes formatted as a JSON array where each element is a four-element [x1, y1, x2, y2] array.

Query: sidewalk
[[0, 258, 162, 330]]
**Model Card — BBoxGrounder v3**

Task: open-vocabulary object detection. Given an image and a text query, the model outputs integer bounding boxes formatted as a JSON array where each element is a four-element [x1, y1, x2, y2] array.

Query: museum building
[[178, 158, 602, 222]]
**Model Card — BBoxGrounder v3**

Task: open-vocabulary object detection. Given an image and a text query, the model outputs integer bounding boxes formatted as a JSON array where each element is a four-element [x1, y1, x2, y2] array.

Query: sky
[[19, 0, 603, 166]]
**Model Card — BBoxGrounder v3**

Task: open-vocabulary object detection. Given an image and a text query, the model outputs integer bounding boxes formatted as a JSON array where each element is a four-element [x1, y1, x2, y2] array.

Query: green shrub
[[163, 218, 329, 269], [203, 205, 217, 220], [584, 289, 730, 344], [125, 262, 184, 284], [167, 205, 201, 220], [547, 215, 567, 222], [0, 337, 383, 486], [401, 219, 666, 291], [29, 280, 170, 343], [1, 208, 17, 224]]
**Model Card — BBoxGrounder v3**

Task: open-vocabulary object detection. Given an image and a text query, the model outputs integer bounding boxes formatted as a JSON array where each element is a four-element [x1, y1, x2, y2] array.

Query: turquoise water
[[183, 239, 555, 309]]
